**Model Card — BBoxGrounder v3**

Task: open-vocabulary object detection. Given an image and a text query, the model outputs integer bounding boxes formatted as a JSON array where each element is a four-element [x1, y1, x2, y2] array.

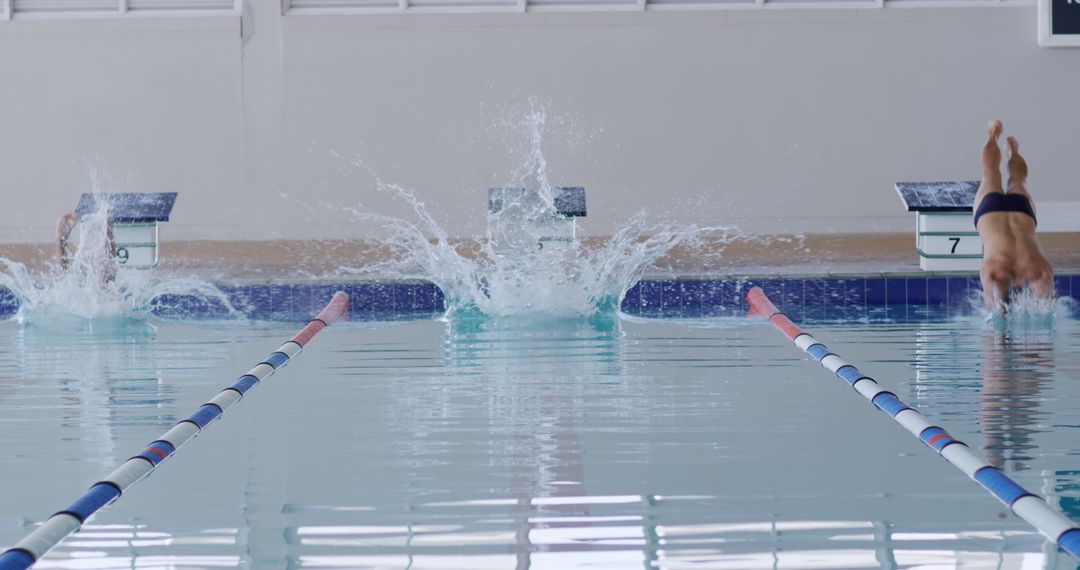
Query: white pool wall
[[0, 4, 1077, 243]]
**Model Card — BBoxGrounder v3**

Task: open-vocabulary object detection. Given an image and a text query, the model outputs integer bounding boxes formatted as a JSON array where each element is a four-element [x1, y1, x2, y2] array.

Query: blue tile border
[[679, 280, 704, 317], [800, 279, 827, 322], [925, 278, 948, 306], [885, 278, 908, 306], [780, 278, 804, 309], [699, 281, 726, 316], [623, 282, 642, 310], [660, 280, 681, 316], [761, 280, 785, 309], [0, 289, 19, 316], [947, 276, 979, 307], [1, 274, 1078, 322], [824, 279, 847, 307], [842, 278, 867, 308], [638, 280, 661, 312], [719, 280, 743, 312], [1054, 275, 1071, 299], [906, 278, 929, 306], [865, 278, 886, 306]]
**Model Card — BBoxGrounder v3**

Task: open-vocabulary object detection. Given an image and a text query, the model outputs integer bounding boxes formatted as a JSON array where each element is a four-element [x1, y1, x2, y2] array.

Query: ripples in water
[[1, 312, 1078, 568]]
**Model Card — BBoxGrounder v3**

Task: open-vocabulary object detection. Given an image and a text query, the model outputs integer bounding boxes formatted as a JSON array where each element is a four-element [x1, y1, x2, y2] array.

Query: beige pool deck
[[2, 233, 1079, 281]]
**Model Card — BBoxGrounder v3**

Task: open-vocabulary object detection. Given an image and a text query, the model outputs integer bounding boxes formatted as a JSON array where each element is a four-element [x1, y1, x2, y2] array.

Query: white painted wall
[[0, 5, 1076, 244]]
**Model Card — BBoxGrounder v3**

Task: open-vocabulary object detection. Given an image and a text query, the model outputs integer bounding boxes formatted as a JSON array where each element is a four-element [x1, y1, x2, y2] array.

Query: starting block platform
[[896, 181, 981, 271], [487, 187, 586, 218], [897, 181, 1080, 272], [488, 187, 586, 249], [76, 192, 178, 270]]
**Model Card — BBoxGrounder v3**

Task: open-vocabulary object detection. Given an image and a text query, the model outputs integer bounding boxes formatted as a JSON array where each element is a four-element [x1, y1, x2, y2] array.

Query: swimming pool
[[1, 290, 1078, 569]]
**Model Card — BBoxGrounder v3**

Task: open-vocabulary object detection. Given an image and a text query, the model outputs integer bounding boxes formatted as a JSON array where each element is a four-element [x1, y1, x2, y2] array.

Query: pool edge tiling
[[1, 274, 1076, 321]]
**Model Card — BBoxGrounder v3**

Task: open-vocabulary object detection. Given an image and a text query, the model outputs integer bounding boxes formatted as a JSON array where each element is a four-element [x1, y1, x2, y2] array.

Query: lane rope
[[0, 292, 350, 570], [746, 286, 1080, 561]]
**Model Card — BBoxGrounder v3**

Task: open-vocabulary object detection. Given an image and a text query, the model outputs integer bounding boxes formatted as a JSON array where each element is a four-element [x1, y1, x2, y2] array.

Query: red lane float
[[291, 291, 350, 347]]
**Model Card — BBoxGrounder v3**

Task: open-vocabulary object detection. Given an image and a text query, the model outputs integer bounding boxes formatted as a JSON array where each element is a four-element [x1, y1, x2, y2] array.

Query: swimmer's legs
[[1004, 136, 1051, 298], [1005, 136, 1031, 199], [975, 120, 1005, 214]]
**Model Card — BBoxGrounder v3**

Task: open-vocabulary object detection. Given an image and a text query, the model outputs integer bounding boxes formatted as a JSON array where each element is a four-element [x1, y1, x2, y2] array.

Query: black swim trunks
[[973, 193, 1037, 228]]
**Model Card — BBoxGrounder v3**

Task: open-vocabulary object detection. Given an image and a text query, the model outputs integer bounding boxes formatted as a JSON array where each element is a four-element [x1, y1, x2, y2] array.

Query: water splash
[[338, 109, 733, 318], [1, 205, 240, 327], [984, 286, 1073, 330]]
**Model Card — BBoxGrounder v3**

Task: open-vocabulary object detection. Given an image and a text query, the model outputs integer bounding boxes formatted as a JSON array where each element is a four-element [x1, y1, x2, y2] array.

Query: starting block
[[895, 181, 981, 271], [488, 187, 586, 249], [75, 192, 178, 270]]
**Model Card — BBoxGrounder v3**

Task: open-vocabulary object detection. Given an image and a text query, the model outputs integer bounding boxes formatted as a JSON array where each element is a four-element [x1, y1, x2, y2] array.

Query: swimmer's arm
[[979, 267, 1009, 312], [56, 240, 69, 270], [106, 217, 115, 257], [1031, 270, 1055, 300], [981, 281, 999, 311], [56, 213, 76, 270], [104, 215, 117, 283]]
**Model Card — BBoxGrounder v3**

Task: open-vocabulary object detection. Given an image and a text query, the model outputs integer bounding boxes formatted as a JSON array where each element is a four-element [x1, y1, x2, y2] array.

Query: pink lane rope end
[[746, 286, 803, 340], [746, 286, 778, 319], [315, 291, 350, 325], [291, 292, 350, 347]]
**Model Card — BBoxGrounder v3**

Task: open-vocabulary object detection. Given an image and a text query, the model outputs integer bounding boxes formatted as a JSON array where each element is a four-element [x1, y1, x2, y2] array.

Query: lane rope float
[[746, 286, 1080, 561], [0, 292, 350, 570]]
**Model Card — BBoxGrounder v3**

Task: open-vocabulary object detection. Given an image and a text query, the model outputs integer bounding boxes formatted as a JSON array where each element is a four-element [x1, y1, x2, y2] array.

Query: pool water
[[1, 310, 1078, 569]]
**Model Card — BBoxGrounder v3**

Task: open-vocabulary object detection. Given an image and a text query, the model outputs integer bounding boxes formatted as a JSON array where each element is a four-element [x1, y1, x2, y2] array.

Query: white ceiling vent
[[127, 0, 235, 10], [12, 0, 116, 13], [289, 0, 401, 10]]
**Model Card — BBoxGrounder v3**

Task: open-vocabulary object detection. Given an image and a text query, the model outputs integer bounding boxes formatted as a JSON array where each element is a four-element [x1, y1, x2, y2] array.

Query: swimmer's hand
[[56, 213, 77, 240]]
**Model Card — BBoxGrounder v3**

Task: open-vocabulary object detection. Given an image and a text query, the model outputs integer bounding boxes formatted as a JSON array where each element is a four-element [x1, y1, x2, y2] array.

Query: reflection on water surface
[[1, 312, 1078, 569]]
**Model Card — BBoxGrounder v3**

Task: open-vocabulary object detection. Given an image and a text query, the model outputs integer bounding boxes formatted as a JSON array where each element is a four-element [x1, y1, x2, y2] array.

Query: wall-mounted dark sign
[[1042, 0, 1080, 45], [1053, 0, 1080, 35]]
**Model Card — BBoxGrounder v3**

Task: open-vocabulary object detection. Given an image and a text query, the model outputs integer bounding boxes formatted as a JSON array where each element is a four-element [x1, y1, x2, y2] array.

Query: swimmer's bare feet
[[1006, 136, 1020, 158], [988, 119, 1004, 140]]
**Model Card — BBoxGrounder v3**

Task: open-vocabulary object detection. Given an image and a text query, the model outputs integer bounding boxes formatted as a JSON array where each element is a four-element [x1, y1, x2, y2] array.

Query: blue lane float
[[746, 286, 1080, 562], [0, 292, 350, 570]]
